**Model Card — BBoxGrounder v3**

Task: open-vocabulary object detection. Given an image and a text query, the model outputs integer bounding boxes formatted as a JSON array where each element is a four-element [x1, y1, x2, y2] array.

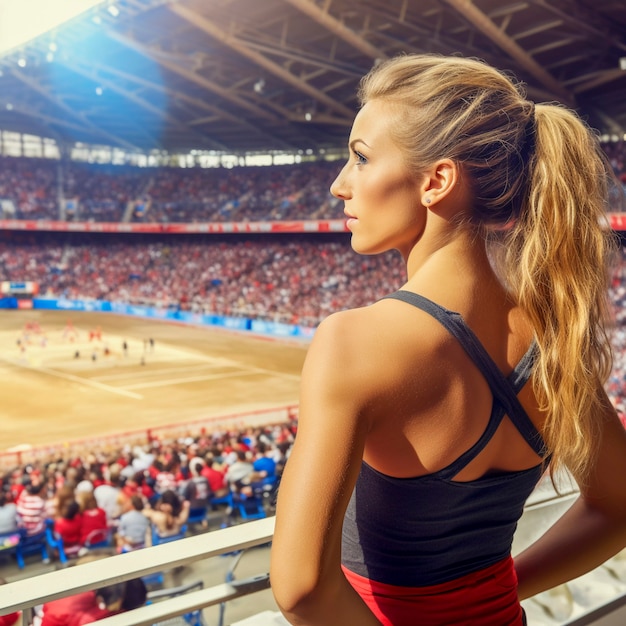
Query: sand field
[[0, 309, 307, 453]]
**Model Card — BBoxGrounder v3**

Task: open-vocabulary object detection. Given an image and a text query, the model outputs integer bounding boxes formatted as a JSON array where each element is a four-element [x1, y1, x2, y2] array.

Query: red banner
[[1, 215, 625, 233], [0, 219, 348, 234]]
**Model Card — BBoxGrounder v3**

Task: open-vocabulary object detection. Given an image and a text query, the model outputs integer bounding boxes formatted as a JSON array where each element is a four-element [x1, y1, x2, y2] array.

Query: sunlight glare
[[0, 0, 106, 56]]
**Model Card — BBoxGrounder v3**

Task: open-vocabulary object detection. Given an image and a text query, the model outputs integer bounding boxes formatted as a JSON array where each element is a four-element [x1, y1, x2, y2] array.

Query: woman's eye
[[353, 151, 367, 165]]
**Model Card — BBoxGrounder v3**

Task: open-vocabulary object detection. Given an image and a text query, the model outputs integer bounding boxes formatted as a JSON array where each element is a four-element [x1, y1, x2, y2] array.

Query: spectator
[[270, 53, 626, 626], [53, 500, 82, 555], [224, 449, 254, 491], [16, 480, 47, 536], [76, 491, 109, 546], [143, 489, 189, 539], [153, 459, 178, 495], [115, 495, 150, 552], [252, 441, 277, 479], [201, 453, 229, 499], [181, 460, 210, 512], [93, 463, 123, 522]]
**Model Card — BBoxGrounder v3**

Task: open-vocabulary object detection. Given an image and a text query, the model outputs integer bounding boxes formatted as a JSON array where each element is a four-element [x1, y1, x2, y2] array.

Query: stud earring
[[424, 197, 431, 204]]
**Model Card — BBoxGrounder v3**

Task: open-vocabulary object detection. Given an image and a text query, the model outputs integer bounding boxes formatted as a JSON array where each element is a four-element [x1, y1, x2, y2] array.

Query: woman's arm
[[515, 393, 626, 600], [270, 311, 383, 626]]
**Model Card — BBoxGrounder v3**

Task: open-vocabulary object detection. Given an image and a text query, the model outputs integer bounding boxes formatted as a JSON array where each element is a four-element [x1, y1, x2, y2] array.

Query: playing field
[[0, 309, 308, 452]]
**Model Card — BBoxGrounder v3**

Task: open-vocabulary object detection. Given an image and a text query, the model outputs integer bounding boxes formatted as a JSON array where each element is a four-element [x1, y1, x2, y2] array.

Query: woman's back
[[334, 243, 544, 483], [342, 289, 545, 585]]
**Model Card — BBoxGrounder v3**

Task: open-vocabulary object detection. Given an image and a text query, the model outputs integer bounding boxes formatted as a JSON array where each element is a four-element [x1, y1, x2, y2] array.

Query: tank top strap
[[383, 291, 547, 457]]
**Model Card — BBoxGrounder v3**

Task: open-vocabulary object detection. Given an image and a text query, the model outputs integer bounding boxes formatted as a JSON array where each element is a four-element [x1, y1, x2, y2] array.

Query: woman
[[76, 491, 109, 546], [53, 500, 82, 556], [270, 54, 626, 625], [143, 489, 189, 539]]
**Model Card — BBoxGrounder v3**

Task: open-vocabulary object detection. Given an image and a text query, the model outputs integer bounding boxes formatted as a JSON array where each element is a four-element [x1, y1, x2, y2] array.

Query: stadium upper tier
[[0, 148, 625, 224], [0, 157, 343, 223]]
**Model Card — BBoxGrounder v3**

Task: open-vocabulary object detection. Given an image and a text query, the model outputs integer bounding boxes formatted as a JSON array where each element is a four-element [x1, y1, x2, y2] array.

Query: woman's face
[[330, 99, 426, 259]]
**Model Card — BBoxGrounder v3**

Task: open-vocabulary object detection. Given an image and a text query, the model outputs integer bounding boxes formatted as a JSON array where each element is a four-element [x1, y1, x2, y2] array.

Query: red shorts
[[342, 556, 524, 625]]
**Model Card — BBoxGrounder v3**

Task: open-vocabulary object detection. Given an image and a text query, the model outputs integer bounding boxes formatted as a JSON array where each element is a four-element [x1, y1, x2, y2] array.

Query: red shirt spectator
[[53, 501, 82, 552], [76, 492, 109, 545], [40, 591, 112, 626], [16, 481, 47, 536], [201, 462, 227, 495]]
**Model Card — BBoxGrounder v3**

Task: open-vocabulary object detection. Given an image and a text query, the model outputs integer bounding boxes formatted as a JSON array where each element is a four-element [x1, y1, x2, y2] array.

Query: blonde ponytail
[[504, 105, 618, 481]]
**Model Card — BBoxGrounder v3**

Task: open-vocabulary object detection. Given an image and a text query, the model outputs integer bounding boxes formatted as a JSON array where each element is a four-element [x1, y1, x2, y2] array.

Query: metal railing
[[3, 501, 626, 625], [0, 517, 275, 625]]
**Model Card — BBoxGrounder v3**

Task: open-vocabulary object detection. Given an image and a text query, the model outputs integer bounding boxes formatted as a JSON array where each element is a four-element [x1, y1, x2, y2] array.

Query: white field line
[[0, 356, 143, 400], [93, 363, 224, 382], [123, 366, 300, 390], [155, 345, 274, 370]]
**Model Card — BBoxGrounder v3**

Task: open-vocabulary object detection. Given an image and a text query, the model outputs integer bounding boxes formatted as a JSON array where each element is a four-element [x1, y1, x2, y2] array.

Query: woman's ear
[[419, 159, 459, 208]]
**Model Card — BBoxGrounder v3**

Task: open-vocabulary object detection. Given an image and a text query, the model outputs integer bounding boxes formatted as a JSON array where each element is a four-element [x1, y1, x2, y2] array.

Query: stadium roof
[[0, 0, 625, 154]]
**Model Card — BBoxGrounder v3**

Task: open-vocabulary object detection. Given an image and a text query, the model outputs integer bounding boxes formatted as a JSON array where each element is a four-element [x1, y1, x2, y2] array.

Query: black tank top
[[341, 291, 547, 587]]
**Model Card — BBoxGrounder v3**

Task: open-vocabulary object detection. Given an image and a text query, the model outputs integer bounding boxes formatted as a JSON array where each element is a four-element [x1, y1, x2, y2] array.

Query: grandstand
[[2, 1, 626, 625]]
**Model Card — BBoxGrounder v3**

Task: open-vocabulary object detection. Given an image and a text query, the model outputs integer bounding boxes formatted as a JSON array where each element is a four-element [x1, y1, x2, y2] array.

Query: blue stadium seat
[[233, 493, 267, 521], [16, 528, 49, 568], [186, 506, 208, 528], [44, 518, 71, 564]]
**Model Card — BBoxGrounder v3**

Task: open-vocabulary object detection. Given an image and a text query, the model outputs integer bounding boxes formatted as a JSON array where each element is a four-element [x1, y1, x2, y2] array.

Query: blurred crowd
[[0, 234, 406, 327], [0, 143, 624, 224], [0, 420, 296, 623], [0, 421, 295, 545], [0, 157, 343, 223]]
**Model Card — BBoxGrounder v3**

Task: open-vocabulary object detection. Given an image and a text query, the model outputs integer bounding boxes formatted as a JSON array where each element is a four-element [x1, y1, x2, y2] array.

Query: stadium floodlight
[[0, 0, 106, 57]]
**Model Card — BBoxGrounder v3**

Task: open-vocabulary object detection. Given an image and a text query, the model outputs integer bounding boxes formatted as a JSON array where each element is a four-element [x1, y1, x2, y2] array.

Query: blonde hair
[[359, 54, 618, 482]]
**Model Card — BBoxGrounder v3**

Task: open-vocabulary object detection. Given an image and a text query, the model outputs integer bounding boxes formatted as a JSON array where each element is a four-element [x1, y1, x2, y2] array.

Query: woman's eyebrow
[[349, 139, 370, 150]]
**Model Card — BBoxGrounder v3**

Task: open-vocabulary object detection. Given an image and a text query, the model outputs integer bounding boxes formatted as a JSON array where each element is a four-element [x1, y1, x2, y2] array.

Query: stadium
[[1, 1, 626, 625]]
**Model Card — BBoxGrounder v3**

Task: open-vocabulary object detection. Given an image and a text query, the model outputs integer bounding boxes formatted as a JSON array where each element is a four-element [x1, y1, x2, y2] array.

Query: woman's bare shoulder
[[306, 299, 450, 395], [315, 297, 449, 349]]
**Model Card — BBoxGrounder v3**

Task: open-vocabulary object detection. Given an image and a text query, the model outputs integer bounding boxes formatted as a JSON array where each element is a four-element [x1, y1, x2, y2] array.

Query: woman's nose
[[330, 167, 349, 199]]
